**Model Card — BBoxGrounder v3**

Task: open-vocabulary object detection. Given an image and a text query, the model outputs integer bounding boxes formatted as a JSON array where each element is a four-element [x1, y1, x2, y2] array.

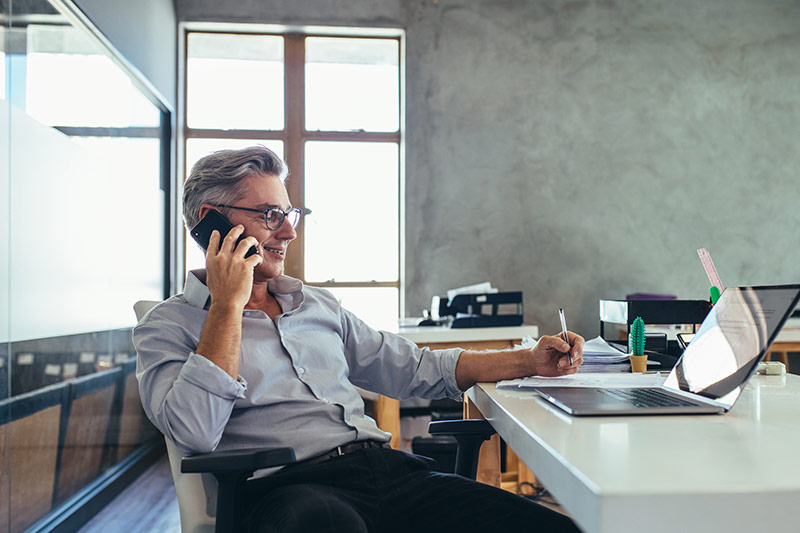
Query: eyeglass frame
[[213, 204, 308, 230]]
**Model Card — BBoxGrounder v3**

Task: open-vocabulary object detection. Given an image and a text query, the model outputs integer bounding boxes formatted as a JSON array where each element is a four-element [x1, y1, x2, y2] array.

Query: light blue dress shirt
[[134, 270, 464, 468]]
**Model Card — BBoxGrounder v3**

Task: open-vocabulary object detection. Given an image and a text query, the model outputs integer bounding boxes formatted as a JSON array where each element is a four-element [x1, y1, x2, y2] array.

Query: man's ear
[[198, 204, 216, 220]]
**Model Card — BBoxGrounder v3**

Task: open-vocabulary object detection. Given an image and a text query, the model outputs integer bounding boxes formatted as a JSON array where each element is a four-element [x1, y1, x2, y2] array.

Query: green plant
[[630, 317, 646, 356]]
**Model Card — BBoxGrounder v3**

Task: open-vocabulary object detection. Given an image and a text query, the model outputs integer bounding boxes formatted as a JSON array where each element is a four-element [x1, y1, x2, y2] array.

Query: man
[[134, 146, 584, 532]]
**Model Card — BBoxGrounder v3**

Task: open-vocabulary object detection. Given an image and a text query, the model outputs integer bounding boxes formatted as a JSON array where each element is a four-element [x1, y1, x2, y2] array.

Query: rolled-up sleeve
[[340, 308, 464, 401], [133, 304, 247, 453]]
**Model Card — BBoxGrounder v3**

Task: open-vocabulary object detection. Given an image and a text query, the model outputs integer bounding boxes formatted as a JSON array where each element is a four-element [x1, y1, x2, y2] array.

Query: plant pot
[[630, 354, 647, 373]]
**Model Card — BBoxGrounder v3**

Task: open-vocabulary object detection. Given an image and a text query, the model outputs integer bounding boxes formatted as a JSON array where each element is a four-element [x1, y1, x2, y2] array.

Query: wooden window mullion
[[283, 34, 306, 280]]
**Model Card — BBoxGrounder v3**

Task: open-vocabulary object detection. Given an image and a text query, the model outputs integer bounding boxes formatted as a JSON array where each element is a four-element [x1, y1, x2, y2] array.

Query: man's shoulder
[[301, 285, 341, 308], [134, 294, 199, 329]]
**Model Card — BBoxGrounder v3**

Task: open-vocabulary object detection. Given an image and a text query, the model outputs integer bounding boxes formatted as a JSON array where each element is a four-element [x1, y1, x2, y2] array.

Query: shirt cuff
[[180, 352, 248, 399], [441, 347, 465, 400]]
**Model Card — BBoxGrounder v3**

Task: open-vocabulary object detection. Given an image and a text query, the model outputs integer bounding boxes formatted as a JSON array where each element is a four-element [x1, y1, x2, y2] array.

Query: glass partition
[[2, 5, 10, 533], [1, 0, 170, 531]]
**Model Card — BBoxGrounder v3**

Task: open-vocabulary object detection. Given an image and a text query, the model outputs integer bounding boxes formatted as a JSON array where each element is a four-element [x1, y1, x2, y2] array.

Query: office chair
[[135, 300, 295, 533], [134, 300, 496, 533], [167, 439, 296, 533]]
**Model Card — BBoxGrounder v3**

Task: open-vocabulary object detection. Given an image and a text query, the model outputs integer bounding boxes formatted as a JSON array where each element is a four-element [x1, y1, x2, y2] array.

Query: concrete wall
[[179, 0, 800, 338], [76, 0, 177, 108], [178, 0, 404, 27]]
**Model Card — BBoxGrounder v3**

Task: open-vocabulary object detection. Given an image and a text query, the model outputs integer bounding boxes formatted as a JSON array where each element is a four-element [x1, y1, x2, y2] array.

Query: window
[[184, 28, 403, 328]]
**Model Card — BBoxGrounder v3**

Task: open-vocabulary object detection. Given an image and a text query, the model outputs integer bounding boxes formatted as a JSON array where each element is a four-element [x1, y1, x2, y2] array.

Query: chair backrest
[[133, 300, 162, 322], [165, 438, 217, 533], [134, 300, 218, 533]]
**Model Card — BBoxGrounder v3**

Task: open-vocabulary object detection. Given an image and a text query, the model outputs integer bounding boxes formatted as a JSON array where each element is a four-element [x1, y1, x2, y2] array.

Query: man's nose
[[276, 218, 297, 240]]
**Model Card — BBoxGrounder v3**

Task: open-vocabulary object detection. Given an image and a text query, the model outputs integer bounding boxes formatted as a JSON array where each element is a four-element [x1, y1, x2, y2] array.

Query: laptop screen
[[663, 285, 800, 408]]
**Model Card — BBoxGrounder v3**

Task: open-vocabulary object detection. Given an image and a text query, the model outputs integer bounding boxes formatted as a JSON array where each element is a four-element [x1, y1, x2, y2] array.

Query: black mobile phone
[[190, 210, 258, 257]]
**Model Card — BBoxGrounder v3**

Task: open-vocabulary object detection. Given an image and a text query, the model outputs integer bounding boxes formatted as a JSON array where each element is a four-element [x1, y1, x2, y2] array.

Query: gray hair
[[182, 145, 289, 229]]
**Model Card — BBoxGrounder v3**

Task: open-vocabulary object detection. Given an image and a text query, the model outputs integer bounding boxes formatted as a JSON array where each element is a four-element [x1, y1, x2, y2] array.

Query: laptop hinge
[[664, 386, 730, 411]]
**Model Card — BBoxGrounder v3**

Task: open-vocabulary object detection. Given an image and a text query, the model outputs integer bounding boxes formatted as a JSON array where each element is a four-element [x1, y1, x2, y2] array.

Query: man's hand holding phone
[[192, 218, 261, 380], [204, 224, 262, 310], [190, 210, 262, 310]]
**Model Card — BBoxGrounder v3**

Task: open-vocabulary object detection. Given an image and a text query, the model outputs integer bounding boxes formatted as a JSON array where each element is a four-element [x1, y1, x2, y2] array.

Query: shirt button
[[297, 367, 306, 375]]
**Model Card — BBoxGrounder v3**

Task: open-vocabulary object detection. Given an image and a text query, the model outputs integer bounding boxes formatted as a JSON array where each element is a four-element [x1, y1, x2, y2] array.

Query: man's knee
[[248, 484, 368, 533]]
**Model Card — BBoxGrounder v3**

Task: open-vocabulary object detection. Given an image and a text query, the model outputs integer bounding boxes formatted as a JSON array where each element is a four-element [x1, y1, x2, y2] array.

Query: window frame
[[180, 24, 405, 316]]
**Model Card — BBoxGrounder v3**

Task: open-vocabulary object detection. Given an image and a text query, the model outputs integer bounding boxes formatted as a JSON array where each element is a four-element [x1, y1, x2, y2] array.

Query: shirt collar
[[183, 269, 304, 310], [184, 269, 210, 309]]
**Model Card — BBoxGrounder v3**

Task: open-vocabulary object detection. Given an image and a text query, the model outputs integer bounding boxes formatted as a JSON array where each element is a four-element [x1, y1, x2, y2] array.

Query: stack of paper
[[578, 336, 630, 373], [514, 335, 635, 373], [498, 372, 666, 390]]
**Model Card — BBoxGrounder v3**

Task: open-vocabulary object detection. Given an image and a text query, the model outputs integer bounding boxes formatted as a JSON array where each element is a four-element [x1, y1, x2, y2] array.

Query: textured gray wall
[[178, 0, 404, 26], [179, 0, 800, 338]]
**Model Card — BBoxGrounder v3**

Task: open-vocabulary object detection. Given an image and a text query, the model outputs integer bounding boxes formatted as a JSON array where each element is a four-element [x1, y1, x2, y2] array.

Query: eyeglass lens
[[266, 208, 301, 229]]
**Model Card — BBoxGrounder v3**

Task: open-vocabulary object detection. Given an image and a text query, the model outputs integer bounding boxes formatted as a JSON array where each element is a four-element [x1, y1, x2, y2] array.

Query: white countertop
[[776, 330, 800, 343], [393, 324, 538, 344], [469, 375, 800, 533], [776, 318, 800, 342]]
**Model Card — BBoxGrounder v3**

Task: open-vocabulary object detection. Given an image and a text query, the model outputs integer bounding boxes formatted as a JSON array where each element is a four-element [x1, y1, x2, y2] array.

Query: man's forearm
[[194, 302, 244, 379], [455, 349, 536, 391]]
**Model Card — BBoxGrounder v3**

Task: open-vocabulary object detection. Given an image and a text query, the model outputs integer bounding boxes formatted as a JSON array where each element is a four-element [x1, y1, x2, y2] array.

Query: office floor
[[78, 454, 180, 533]]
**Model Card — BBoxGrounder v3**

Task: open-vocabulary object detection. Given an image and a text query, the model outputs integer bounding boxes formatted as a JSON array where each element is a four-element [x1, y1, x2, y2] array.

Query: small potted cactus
[[629, 316, 647, 373]]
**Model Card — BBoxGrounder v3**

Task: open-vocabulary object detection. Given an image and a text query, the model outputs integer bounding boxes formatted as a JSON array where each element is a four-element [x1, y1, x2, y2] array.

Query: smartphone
[[190, 210, 258, 257]]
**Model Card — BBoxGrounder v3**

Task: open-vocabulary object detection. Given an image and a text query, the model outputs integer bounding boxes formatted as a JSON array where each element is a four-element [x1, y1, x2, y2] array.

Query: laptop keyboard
[[599, 388, 698, 408]]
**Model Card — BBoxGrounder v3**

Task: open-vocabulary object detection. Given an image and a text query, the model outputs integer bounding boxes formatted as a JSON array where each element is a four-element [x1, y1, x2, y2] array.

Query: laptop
[[534, 284, 800, 416]]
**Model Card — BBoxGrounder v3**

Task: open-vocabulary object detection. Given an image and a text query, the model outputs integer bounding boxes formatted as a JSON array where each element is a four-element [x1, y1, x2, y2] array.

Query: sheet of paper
[[583, 335, 626, 355], [446, 281, 498, 302], [582, 336, 630, 363], [497, 373, 666, 390]]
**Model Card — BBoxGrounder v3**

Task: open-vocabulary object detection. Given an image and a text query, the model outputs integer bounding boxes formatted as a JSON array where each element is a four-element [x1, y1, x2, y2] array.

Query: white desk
[[467, 375, 800, 533]]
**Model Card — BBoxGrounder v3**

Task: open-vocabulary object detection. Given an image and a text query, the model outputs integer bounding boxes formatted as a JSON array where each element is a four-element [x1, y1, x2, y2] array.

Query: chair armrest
[[427, 420, 496, 479], [181, 447, 296, 474], [180, 447, 296, 533], [428, 419, 495, 438]]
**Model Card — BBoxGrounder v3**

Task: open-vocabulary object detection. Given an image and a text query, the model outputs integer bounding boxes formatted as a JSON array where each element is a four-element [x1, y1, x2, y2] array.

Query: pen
[[558, 307, 572, 366]]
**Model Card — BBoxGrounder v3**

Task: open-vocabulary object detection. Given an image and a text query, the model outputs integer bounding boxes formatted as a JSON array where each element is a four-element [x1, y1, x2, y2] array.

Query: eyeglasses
[[214, 204, 308, 230]]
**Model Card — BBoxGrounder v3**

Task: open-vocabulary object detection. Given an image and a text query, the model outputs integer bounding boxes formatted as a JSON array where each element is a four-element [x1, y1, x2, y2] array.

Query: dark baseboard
[[28, 439, 166, 533]]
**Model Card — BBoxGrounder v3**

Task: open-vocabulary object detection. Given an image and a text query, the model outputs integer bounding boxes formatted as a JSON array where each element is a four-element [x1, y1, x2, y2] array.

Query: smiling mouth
[[263, 246, 285, 257]]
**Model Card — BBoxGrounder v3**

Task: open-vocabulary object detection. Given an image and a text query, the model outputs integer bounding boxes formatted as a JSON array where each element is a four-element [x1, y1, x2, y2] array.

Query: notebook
[[534, 284, 800, 416]]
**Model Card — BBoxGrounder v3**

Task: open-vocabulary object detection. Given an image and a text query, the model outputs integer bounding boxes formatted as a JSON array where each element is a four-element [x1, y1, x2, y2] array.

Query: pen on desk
[[558, 307, 572, 366]]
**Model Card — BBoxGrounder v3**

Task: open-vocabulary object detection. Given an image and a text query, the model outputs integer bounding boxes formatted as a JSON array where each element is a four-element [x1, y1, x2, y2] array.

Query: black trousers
[[240, 447, 580, 533]]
